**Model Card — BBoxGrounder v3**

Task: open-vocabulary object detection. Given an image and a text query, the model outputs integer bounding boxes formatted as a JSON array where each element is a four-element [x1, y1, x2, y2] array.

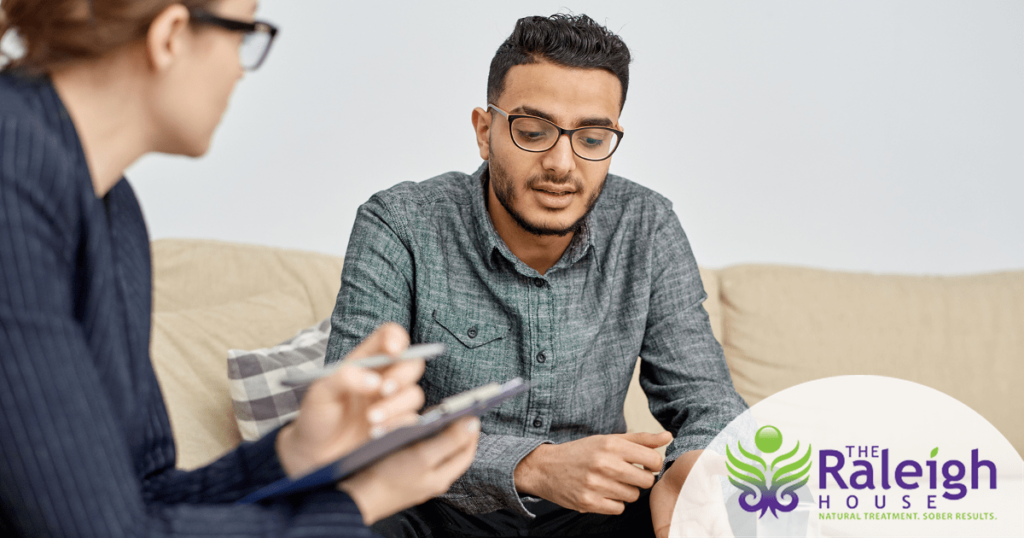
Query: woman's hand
[[275, 323, 425, 478], [338, 416, 481, 525]]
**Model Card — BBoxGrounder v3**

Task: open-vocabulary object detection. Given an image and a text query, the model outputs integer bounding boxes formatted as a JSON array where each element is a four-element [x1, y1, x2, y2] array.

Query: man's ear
[[471, 107, 492, 161], [146, 4, 191, 72]]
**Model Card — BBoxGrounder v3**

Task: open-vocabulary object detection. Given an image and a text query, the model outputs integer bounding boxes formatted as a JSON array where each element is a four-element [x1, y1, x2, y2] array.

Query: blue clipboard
[[238, 377, 533, 504]]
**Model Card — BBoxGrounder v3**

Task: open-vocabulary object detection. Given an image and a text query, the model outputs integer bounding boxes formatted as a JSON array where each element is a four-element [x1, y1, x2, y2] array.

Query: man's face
[[479, 60, 623, 237]]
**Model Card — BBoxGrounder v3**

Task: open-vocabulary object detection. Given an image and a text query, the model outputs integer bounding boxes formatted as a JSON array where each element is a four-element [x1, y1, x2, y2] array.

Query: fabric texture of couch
[[150, 239, 1023, 471]]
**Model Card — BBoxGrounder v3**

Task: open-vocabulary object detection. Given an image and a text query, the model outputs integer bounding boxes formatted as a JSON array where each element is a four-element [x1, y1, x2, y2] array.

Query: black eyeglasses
[[189, 11, 279, 71], [488, 104, 624, 162]]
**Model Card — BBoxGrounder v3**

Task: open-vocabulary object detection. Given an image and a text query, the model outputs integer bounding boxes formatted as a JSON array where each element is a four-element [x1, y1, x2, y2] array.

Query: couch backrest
[[716, 264, 1024, 455]]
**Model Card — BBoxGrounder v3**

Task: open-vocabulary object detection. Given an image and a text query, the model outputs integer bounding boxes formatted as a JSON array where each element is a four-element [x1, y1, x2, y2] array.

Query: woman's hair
[[0, 0, 215, 73]]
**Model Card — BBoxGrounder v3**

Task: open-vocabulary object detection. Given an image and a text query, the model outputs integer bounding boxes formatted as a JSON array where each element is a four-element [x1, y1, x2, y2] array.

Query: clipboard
[[238, 377, 533, 504]]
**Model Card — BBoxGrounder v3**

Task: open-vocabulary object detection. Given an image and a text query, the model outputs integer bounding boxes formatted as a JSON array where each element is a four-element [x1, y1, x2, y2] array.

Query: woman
[[0, 0, 479, 535]]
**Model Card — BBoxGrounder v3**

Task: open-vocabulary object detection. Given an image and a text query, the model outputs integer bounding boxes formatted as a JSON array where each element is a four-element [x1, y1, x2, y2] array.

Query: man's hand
[[651, 450, 734, 538], [275, 323, 424, 478], [514, 431, 673, 514], [650, 449, 699, 538]]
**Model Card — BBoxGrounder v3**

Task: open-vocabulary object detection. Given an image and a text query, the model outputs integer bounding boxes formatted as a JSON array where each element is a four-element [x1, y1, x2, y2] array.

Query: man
[[325, 13, 748, 538]]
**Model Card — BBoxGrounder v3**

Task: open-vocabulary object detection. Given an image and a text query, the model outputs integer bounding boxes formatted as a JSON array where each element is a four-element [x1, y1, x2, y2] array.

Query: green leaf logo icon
[[930, 447, 939, 458]]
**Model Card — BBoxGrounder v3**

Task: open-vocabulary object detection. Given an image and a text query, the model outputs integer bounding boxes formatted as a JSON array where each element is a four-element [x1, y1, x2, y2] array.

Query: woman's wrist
[[338, 475, 383, 526], [275, 422, 308, 478]]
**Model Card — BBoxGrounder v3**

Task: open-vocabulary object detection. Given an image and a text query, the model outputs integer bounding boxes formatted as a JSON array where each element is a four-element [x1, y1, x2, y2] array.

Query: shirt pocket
[[431, 308, 510, 349]]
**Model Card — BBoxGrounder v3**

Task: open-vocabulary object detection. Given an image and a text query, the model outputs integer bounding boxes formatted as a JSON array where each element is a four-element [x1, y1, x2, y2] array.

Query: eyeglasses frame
[[487, 104, 624, 162], [189, 10, 279, 71]]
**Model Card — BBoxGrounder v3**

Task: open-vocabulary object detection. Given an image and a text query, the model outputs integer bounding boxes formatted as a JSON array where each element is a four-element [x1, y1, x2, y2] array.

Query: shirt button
[[533, 418, 543, 428], [467, 326, 478, 339], [533, 278, 545, 288], [536, 352, 546, 363]]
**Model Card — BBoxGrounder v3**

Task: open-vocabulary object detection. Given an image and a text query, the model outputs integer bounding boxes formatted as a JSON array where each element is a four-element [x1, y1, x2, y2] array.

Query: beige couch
[[150, 239, 1023, 471]]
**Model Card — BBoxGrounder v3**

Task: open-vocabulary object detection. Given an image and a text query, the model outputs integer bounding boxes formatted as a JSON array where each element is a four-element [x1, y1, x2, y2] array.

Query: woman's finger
[[367, 385, 424, 420], [319, 324, 414, 399], [367, 386, 425, 437], [377, 358, 425, 396], [369, 412, 420, 439], [317, 363, 382, 401]]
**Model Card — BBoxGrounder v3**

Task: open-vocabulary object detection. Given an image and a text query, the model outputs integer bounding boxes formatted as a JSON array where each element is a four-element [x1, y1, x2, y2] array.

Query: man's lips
[[532, 185, 576, 195], [531, 187, 577, 209]]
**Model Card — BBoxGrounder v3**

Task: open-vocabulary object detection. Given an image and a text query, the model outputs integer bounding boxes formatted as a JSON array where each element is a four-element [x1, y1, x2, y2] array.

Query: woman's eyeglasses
[[189, 11, 279, 71]]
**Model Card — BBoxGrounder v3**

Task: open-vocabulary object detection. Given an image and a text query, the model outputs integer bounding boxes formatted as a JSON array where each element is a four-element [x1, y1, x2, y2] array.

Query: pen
[[279, 343, 447, 387]]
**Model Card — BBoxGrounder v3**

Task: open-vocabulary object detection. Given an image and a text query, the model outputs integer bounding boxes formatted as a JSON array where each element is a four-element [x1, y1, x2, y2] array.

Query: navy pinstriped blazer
[[0, 72, 372, 537]]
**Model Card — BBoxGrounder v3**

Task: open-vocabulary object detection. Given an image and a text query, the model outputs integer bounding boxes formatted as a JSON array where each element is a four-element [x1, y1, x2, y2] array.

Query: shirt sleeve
[[0, 122, 372, 537], [638, 208, 749, 471], [325, 195, 415, 365], [325, 195, 548, 517]]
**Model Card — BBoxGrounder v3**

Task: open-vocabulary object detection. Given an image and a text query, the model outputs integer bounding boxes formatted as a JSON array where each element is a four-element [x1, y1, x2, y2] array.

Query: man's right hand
[[514, 431, 673, 514]]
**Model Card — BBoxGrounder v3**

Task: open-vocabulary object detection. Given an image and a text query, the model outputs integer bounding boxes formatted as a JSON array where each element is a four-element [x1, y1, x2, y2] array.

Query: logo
[[726, 425, 813, 518], [674, 377, 1023, 536]]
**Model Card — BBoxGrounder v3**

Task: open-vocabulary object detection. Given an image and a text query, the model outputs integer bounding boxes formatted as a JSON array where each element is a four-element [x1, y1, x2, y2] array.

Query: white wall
[[127, 1, 1024, 275]]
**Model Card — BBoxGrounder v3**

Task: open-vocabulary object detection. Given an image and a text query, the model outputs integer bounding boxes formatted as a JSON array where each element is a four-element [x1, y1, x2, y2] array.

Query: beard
[[488, 156, 606, 237]]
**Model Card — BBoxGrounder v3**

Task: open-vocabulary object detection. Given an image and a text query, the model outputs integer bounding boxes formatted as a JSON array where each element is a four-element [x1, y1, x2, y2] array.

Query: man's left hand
[[651, 449, 737, 538], [650, 449, 700, 538], [655, 448, 712, 536]]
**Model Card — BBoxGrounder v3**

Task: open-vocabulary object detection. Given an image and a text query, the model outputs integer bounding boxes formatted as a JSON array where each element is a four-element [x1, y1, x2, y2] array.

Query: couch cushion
[[151, 239, 344, 469], [717, 264, 1024, 454], [228, 319, 330, 442]]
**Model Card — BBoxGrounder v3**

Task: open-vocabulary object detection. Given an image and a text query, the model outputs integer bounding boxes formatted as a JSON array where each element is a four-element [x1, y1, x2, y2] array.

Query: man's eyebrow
[[575, 117, 615, 128], [511, 106, 614, 128]]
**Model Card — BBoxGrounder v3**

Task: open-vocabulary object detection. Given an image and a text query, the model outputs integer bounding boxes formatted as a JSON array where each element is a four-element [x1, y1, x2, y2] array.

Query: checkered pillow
[[227, 318, 330, 441]]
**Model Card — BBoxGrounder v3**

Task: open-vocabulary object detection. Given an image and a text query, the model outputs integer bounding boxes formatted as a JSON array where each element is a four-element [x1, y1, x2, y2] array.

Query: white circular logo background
[[671, 375, 1023, 537]]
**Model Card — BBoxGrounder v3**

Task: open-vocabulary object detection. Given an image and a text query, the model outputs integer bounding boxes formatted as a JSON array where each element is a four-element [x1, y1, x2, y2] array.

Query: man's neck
[[486, 184, 574, 276]]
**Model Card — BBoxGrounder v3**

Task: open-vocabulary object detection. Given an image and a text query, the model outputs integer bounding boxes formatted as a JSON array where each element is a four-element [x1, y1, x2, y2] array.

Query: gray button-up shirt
[[325, 163, 747, 517]]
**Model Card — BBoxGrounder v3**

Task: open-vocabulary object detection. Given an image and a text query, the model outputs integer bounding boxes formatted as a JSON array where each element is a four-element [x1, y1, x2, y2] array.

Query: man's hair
[[487, 13, 632, 110]]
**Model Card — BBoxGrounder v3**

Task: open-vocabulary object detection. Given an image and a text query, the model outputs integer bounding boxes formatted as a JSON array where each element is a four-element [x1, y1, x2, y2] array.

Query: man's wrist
[[660, 449, 702, 489], [513, 443, 552, 498]]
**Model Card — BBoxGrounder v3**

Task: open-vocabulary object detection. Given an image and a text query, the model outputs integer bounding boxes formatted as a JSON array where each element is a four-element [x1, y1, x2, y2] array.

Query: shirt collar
[[469, 162, 599, 277]]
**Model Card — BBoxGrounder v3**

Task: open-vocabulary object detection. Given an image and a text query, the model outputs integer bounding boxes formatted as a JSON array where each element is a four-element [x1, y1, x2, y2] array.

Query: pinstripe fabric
[[0, 72, 373, 537]]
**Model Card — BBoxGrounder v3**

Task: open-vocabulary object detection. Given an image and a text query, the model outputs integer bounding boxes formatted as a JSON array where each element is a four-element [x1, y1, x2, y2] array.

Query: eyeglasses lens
[[510, 117, 558, 151], [240, 29, 271, 70]]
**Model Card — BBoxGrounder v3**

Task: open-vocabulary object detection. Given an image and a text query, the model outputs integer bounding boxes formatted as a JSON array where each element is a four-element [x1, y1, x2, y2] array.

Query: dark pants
[[371, 489, 655, 538]]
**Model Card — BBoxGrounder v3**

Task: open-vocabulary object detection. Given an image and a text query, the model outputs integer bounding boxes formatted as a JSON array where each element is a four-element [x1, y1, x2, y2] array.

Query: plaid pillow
[[227, 318, 330, 441]]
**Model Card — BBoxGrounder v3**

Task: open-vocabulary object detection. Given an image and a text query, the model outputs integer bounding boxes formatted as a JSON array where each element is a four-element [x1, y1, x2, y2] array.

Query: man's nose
[[541, 133, 577, 176]]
